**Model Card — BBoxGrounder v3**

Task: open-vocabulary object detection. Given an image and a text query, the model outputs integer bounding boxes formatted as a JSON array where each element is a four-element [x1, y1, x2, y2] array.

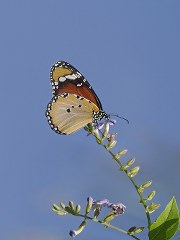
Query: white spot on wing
[[66, 74, 77, 80], [75, 73, 82, 77], [59, 76, 66, 82]]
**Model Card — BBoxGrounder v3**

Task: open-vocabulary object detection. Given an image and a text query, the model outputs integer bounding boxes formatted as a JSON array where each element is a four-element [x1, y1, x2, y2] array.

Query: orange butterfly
[[45, 61, 109, 135]]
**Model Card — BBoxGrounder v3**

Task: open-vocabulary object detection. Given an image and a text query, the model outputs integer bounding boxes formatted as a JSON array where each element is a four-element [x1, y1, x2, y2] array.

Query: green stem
[[98, 138, 151, 227], [78, 213, 141, 240]]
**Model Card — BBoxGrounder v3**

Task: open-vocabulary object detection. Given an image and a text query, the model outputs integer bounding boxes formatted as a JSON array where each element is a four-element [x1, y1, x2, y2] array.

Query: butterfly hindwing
[[46, 93, 100, 135]]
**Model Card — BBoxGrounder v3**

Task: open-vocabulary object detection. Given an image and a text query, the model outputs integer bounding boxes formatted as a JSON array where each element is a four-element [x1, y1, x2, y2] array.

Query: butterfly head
[[92, 110, 110, 123]]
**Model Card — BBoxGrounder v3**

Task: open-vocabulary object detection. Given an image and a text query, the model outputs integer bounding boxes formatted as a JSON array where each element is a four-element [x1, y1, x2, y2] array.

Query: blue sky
[[0, 1, 179, 239]]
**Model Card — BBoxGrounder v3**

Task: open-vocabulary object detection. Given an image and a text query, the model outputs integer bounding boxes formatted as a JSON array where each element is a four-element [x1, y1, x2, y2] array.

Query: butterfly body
[[46, 61, 109, 135]]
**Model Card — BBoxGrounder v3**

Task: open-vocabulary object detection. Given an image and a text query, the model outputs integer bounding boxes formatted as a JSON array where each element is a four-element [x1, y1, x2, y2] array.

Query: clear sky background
[[0, 1, 179, 240]]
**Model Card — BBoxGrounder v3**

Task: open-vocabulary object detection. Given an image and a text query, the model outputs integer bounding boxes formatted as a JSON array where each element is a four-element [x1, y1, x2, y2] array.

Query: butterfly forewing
[[46, 93, 100, 135], [50, 61, 103, 110]]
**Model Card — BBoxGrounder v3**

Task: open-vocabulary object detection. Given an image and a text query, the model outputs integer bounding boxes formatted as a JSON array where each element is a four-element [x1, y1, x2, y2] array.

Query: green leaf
[[149, 197, 179, 240]]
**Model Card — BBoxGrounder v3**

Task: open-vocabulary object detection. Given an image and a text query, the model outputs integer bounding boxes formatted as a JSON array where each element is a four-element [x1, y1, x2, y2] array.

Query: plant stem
[[78, 213, 141, 240], [98, 138, 152, 227]]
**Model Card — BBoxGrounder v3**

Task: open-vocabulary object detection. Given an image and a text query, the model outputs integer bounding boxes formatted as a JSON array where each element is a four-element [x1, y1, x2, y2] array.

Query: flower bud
[[103, 211, 116, 223], [133, 227, 144, 234], [94, 129, 102, 144], [86, 197, 93, 214], [127, 158, 135, 167], [77, 220, 86, 233], [60, 202, 66, 209], [102, 123, 109, 139], [138, 186, 145, 193], [127, 226, 136, 233], [107, 140, 117, 149], [147, 191, 156, 201], [120, 158, 136, 171], [128, 226, 144, 235], [69, 201, 75, 211], [139, 180, 152, 193], [146, 202, 160, 213], [142, 180, 152, 189], [52, 204, 67, 215], [128, 166, 140, 177], [114, 149, 128, 159], [75, 204, 81, 214], [94, 207, 101, 218], [65, 206, 74, 214], [52, 204, 60, 211], [69, 220, 86, 237], [107, 132, 117, 142]]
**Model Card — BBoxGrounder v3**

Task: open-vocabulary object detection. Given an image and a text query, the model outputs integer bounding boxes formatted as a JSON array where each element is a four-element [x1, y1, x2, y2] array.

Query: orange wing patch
[[55, 83, 100, 108]]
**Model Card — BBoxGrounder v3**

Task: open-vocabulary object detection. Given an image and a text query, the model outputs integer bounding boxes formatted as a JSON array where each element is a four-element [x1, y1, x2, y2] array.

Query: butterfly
[[45, 61, 109, 135]]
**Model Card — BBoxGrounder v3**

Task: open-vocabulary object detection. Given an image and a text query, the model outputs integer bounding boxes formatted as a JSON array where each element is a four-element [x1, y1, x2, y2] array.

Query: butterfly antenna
[[110, 114, 129, 124]]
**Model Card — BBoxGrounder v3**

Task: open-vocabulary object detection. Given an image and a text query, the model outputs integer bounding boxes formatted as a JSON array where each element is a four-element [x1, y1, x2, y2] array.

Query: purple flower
[[92, 198, 126, 215], [94, 118, 116, 131], [92, 199, 110, 208], [109, 203, 126, 215]]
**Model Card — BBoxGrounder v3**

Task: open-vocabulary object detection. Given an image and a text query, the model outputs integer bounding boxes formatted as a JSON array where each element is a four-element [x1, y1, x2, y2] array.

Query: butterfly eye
[[46, 61, 108, 135]]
